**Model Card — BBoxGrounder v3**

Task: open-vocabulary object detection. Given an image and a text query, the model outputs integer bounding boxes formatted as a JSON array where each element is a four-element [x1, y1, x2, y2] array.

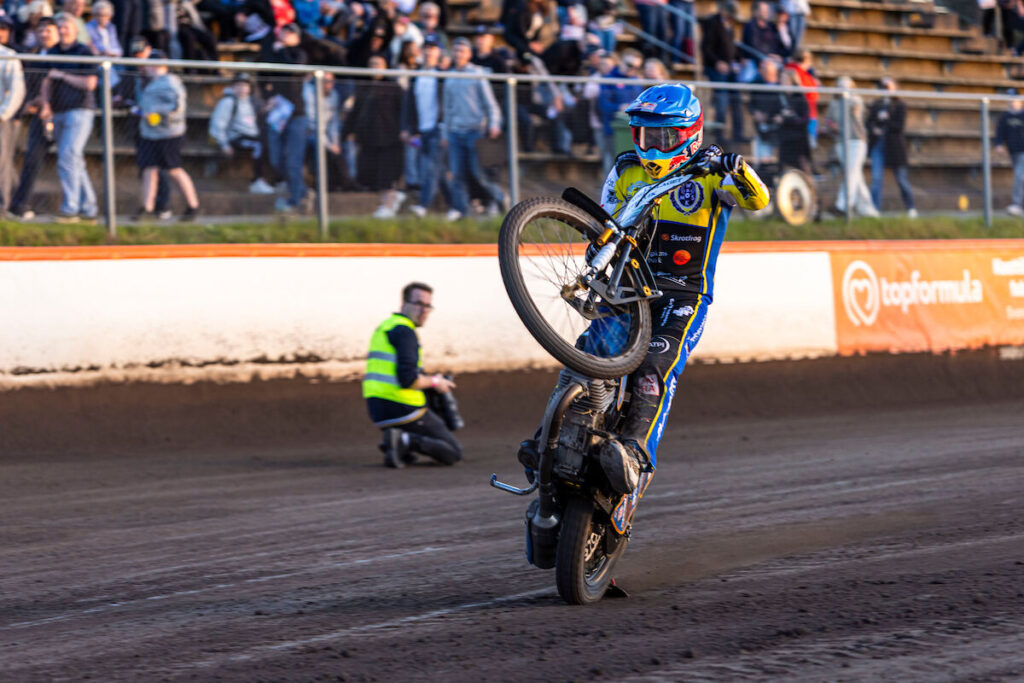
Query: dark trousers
[[395, 409, 462, 465], [617, 296, 708, 468], [113, 0, 143, 49], [10, 117, 48, 213], [706, 68, 745, 141], [230, 135, 266, 181]]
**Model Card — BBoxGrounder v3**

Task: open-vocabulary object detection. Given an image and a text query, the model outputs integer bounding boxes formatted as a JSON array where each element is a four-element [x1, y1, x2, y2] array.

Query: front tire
[[498, 197, 652, 379], [555, 496, 628, 605]]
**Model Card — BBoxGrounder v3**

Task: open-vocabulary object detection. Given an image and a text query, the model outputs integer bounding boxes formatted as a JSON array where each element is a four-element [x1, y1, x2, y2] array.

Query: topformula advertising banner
[[831, 242, 1024, 354]]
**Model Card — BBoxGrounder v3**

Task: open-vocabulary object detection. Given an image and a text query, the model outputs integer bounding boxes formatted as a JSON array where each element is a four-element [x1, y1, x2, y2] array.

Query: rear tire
[[498, 197, 651, 380], [555, 496, 628, 605]]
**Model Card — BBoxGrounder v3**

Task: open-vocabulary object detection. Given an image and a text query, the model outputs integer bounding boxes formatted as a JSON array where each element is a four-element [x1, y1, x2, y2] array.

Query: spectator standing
[[0, 15, 23, 51], [503, 0, 552, 62], [774, 7, 793, 61], [442, 36, 506, 220], [595, 50, 641, 173], [112, 0, 143, 52], [668, 0, 695, 61], [994, 91, 1024, 216], [347, 53, 406, 217], [133, 51, 201, 220], [16, 0, 54, 51], [784, 49, 819, 148], [866, 76, 916, 217], [142, 0, 171, 52], [776, 67, 811, 173], [589, 0, 620, 54], [472, 26, 509, 73], [416, 2, 448, 49], [8, 17, 59, 220], [117, 35, 173, 218], [62, 0, 93, 46], [643, 57, 669, 80], [86, 2, 123, 58], [0, 38, 25, 216], [742, 0, 781, 66], [404, 39, 452, 217], [264, 22, 309, 213], [825, 76, 878, 217], [517, 53, 571, 155], [780, 0, 809, 53], [633, 0, 667, 61], [701, 0, 746, 143], [389, 15, 423, 65], [748, 57, 782, 165], [210, 72, 275, 195], [40, 14, 98, 222]]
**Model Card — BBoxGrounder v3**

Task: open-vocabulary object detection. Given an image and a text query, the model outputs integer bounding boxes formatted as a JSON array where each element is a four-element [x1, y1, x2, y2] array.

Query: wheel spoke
[[516, 214, 639, 360]]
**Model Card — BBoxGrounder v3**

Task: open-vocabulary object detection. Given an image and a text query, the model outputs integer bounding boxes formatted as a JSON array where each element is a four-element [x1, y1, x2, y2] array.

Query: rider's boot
[[599, 438, 649, 495]]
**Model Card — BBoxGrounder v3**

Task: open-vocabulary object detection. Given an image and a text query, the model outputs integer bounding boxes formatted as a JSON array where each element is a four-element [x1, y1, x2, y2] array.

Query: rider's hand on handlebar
[[720, 153, 745, 175]]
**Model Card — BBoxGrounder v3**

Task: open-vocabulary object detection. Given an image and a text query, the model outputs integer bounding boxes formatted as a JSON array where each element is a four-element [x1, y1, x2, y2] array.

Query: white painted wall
[[0, 252, 838, 379]]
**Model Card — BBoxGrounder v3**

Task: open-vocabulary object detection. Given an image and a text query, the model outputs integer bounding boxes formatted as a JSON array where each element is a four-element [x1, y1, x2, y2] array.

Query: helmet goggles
[[631, 116, 703, 153]]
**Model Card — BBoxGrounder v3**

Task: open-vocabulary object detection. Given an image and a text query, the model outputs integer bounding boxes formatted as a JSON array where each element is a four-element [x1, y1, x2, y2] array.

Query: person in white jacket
[[0, 44, 26, 216], [781, 0, 809, 53], [208, 72, 274, 194]]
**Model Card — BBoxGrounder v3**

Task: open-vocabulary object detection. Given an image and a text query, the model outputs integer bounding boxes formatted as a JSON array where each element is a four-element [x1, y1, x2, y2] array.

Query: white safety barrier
[[5, 238, 1023, 386], [0, 248, 836, 383]]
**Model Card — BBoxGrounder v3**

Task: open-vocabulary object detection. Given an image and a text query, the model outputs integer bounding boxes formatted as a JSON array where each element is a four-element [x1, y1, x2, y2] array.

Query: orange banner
[[831, 246, 1024, 354]]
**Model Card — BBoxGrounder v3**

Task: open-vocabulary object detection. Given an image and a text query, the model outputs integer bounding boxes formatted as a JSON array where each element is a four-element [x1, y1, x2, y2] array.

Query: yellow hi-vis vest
[[362, 314, 426, 407]]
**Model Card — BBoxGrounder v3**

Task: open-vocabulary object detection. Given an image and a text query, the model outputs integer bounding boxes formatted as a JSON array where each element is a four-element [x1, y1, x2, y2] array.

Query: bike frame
[[563, 157, 721, 308]]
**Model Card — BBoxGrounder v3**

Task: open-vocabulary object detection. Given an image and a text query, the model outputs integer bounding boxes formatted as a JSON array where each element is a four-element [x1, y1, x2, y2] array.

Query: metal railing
[[2, 51, 1019, 236]]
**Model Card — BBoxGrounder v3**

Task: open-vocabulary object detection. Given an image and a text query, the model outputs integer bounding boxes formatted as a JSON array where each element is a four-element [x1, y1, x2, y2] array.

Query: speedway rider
[[525, 84, 771, 495]]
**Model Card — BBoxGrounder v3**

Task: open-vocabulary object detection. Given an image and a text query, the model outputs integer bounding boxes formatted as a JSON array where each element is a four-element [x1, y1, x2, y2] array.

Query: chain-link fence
[[2, 52, 1019, 236]]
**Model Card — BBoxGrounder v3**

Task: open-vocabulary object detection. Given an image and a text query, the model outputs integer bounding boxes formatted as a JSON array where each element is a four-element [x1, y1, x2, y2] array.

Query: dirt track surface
[[2, 352, 1024, 681]]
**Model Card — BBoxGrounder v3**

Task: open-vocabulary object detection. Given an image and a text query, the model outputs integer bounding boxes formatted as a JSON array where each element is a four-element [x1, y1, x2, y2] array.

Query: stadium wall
[[1, 241, 1023, 385]]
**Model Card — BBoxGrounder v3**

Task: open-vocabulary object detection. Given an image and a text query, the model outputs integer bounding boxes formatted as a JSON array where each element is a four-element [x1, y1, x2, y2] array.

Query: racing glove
[[721, 153, 745, 175]]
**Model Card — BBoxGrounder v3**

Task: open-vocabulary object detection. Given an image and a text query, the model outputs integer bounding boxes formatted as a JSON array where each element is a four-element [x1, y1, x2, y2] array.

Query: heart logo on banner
[[842, 260, 880, 327]]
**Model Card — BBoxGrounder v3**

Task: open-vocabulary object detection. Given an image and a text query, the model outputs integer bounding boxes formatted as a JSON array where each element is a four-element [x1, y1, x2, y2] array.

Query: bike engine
[[552, 370, 621, 483]]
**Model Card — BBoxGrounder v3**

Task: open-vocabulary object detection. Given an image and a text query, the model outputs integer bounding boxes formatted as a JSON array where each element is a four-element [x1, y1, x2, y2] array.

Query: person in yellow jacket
[[363, 282, 463, 468]]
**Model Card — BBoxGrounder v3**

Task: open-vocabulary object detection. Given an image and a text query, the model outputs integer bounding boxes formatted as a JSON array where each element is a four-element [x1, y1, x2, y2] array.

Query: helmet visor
[[631, 119, 702, 153]]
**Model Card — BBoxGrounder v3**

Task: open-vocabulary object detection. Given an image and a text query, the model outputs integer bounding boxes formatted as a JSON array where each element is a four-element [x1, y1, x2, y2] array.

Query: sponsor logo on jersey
[[670, 180, 704, 215]]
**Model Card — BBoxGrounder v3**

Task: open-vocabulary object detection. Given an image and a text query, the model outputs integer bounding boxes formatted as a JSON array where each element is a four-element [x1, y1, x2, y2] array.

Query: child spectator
[[209, 72, 275, 195], [133, 51, 201, 220]]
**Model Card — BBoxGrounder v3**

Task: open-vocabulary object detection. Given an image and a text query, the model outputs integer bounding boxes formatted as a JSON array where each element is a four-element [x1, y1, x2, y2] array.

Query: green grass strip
[[0, 214, 1021, 247]]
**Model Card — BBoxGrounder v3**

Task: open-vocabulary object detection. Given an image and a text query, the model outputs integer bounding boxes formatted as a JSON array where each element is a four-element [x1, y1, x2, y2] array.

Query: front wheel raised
[[555, 496, 628, 605], [498, 197, 651, 380]]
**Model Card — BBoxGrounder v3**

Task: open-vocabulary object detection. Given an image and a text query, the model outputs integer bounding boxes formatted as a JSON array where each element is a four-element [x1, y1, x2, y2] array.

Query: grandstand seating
[[12, 0, 1023, 216]]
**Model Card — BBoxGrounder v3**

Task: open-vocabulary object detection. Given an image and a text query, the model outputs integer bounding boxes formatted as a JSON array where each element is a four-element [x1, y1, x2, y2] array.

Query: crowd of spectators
[[0, 0, 1012, 221]]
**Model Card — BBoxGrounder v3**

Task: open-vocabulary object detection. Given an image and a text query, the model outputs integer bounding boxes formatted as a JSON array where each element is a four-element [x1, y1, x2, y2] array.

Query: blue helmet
[[625, 84, 703, 179]]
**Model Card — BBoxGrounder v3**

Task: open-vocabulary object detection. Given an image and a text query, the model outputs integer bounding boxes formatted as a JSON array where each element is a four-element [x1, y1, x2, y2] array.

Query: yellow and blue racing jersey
[[599, 150, 770, 302]]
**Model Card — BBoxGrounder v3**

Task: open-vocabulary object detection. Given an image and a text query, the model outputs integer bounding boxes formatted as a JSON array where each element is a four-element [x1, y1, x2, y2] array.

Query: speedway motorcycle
[[490, 149, 727, 605]]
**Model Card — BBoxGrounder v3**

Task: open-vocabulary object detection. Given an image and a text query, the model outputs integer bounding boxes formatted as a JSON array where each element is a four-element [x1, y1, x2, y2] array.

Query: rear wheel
[[555, 496, 628, 605], [498, 197, 651, 379]]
